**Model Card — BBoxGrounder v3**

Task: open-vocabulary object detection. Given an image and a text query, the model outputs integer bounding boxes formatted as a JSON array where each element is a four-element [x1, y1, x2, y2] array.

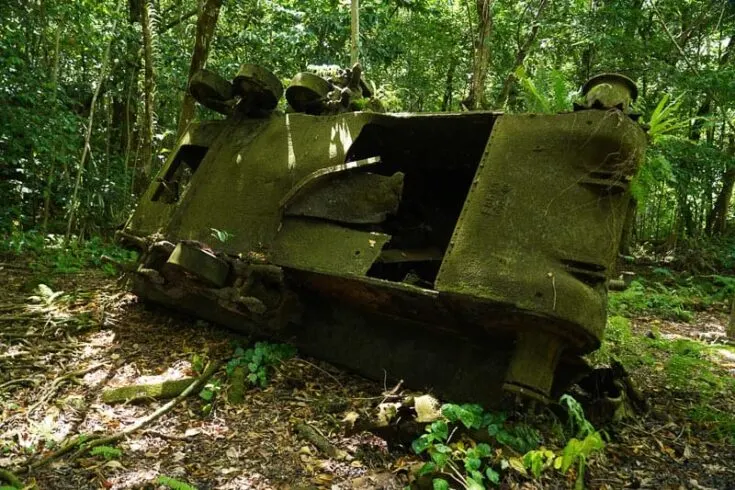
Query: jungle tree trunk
[[619, 199, 637, 256], [495, 0, 549, 108], [176, 0, 223, 139], [351, 0, 359, 66], [139, 0, 156, 191], [441, 57, 457, 111], [66, 27, 115, 241], [41, 23, 62, 233], [464, 0, 494, 110], [707, 136, 735, 235]]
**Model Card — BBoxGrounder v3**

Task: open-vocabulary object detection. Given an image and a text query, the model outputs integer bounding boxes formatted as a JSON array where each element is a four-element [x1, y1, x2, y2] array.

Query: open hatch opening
[[344, 113, 499, 288], [151, 145, 209, 203]]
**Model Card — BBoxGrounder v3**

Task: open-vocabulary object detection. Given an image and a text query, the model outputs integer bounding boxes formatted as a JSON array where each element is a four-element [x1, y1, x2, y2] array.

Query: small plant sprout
[[210, 228, 233, 243]]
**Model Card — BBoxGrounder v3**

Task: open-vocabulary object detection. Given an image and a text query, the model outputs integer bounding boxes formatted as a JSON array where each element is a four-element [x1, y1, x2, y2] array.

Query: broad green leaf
[[486, 467, 501, 485], [417, 461, 437, 476], [412, 435, 432, 454], [466, 477, 485, 490], [464, 455, 482, 471], [430, 449, 449, 468], [429, 420, 449, 441], [432, 478, 450, 490]]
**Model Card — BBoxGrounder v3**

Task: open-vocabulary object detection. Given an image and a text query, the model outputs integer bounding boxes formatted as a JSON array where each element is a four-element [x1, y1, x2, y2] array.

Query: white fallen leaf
[[226, 446, 240, 461], [414, 394, 441, 423], [103, 460, 125, 470]]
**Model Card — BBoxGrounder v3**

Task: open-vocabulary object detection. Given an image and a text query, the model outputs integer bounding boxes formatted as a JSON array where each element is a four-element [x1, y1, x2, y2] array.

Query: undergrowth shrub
[[412, 399, 605, 488], [0, 229, 137, 275]]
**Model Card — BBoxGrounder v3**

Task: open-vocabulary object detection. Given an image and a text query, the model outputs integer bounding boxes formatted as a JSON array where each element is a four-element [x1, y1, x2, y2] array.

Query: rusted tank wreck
[[120, 65, 646, 406]]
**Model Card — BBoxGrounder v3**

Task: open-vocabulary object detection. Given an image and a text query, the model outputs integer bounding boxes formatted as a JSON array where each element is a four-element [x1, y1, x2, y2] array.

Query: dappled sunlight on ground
[[2, 259, 735, 489], [0, 262, 404, 489]]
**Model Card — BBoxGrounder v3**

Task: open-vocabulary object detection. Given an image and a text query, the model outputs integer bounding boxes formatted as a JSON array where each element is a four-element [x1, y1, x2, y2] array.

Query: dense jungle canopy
[[1, 0, 734, 246]]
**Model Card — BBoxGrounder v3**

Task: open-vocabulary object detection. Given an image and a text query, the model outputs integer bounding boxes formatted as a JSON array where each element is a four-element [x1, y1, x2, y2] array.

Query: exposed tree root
[[0, 468, 24, 488], [70, 361, 222, 459], [102, 377, 201, 404], [0, 377, 39, 392], [17, 361, 222, 473], [295, 422, 346, 459], [26, 363, 106, 418]]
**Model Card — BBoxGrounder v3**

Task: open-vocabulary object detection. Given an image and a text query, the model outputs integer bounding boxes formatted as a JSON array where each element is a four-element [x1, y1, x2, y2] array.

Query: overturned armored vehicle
[[120, 65, 646, 406]]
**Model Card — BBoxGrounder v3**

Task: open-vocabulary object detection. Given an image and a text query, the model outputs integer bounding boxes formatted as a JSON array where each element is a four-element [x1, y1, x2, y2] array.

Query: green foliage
[[226, 342, 296, 388], [199, 379, 221, 402], [610, 272, 734, 324], [89, 445, 122, 460], [556, 431, 605, 474], [431, 479, 450, 490], [412, 398, 607, 487], [596, 292, 735, 443], [210, 228, 233, 243], [191, 353, 206, 375], [643, 93, 689, 142], [522, 448, 555, 478], [156, 475, 197, 490], [689, 405, 735, 444], [441, 404, 540, 453], [634, 135, 735, 242], [609, 280, 694, 322], [513, 67, 574, 113], [413, 404, 541, 488], [0, 229, 138, 275], [519, 397, 605, 489], [559, 395, 595, 439]]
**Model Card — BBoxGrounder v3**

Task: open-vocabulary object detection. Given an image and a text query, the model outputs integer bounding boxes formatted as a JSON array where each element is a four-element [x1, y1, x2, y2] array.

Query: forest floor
[[1, 256, 735, 490]]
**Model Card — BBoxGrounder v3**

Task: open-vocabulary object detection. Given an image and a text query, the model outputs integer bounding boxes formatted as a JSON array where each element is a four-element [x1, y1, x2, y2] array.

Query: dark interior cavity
[[151, 145, 209, 203], [345, 113, 499, 286]]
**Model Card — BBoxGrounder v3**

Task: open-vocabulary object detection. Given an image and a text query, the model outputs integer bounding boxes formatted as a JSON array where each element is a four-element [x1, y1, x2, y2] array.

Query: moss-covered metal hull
[[123, 108, 646, 405]]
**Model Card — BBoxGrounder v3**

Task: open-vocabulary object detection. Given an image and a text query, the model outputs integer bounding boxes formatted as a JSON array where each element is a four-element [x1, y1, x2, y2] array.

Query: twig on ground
[[17, 360, 222, 473], [26, 362, 106, 417], [0, 377, 39, 391], [142, 429, 198, 441], [295, 422, 346, 459], [72, 361, 221, 457], [291, 358, 343, 387]]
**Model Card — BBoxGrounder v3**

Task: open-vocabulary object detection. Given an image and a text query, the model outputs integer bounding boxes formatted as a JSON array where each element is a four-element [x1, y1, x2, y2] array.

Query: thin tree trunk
[[495, 0, 549, 108], [351, 0, 359, 66], [707, 136, 735, 235], [619, 199, 637, 256], [441, 57, 457, 111], [139, 0, 156, 190], [123, 71, 136, 211], [464, 0, 494, 110], [66, 27, 115, 242], [42, 23, 62, 233], [160, 7, 198, 33], [176, 0, 223, 139]]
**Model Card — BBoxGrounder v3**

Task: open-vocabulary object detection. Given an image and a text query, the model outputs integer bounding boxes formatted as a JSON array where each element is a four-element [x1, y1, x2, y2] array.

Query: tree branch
[[650, 1, 735, 135], [160, 7, 198, 33]]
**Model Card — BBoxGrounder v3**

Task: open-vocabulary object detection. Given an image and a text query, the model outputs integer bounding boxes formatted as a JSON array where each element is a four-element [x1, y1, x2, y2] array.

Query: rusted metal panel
[[436, 110, 647, 348], [269, 218, 391, 276]]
